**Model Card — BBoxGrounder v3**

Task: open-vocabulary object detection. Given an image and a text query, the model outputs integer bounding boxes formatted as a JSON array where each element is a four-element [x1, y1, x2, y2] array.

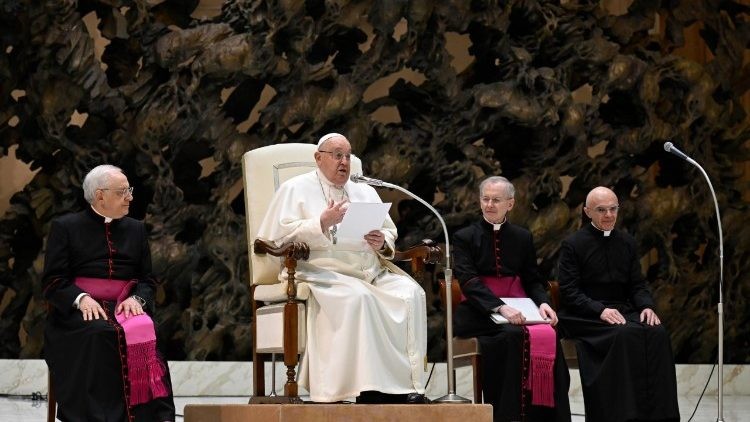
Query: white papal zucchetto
[[317, 133, 345, 147]]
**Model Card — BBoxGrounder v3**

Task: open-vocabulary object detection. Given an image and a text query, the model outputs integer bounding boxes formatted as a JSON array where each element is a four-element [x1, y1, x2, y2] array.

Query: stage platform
[[184, 403, 493, 422]]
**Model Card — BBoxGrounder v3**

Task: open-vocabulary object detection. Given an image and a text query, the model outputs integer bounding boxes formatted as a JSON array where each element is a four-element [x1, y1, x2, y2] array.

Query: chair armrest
[[393, 239, 442, 264], [254, 239, 310, 261], [393, 239, 441, 286], [254, 239, 310, 301]]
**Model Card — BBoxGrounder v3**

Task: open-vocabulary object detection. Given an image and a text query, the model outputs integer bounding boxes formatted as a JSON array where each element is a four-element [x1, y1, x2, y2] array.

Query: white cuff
[[73, 293, 90, 309]]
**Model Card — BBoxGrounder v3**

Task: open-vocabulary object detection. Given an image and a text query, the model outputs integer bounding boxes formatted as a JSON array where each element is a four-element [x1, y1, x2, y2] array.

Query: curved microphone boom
[[662, 143, 726, 421], [350, 173, 471, 404]]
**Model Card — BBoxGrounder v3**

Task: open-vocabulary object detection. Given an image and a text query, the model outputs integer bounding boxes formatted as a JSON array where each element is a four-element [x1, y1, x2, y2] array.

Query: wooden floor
[[184, 403, 493, 422]]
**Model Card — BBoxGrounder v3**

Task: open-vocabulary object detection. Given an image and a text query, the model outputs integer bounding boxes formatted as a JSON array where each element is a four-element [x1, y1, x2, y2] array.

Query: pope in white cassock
[[256, 133, 429, 403]]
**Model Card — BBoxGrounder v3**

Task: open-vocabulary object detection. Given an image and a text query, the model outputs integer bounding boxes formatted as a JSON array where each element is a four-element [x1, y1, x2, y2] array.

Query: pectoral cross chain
[[330, 224, 338, 244]]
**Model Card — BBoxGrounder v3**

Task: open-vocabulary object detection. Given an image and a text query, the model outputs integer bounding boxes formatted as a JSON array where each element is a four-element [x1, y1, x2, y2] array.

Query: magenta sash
[[479, 275, 556, 408], [74, 277, 169, 406]]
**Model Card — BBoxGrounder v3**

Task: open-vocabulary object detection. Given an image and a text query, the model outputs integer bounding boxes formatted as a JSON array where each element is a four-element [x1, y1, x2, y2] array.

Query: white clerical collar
[[484, 216, 507, 231], [91, 205, 114, 223], [590, 221, 611, 237]]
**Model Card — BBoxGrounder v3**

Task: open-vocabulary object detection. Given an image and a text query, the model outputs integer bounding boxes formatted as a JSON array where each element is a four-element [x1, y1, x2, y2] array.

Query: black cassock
[[43, 207, 175, 422], [453, 219, 571, 422], [557, 223, 679, 422]]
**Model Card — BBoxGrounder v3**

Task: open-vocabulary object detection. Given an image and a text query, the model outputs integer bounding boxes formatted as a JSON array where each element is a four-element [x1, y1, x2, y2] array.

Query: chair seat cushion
[[254, 281, 311, 303], [256, 302, 306, 353]]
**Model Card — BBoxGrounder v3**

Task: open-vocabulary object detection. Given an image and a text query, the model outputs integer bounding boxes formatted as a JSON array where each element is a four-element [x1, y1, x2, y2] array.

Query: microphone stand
[[682, 156, 725, 422], [358, 177, 470, 404]]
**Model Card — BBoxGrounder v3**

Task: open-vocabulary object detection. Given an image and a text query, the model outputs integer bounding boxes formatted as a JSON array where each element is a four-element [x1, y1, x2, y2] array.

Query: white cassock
[[256, 169, 427, 402]]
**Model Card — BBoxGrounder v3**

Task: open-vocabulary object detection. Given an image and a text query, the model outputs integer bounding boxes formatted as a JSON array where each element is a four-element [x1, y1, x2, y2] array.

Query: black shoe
[[405, 393, 431, 404], [356, 390, 410, 404], [356, 391, 389, 404]]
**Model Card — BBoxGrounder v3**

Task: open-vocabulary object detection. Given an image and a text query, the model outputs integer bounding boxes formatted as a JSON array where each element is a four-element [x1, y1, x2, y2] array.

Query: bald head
[[585, 187, 617, 208], [584, 186, 619, 231]]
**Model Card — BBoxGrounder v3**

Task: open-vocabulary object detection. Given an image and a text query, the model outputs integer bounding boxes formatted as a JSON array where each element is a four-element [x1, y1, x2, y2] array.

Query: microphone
[[350, 174, 385, 186], [663, 141, 691, 161], [664, 141, 727, 420]]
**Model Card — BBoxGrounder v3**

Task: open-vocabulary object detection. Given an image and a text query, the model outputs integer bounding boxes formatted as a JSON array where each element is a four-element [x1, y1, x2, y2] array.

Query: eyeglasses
[[481, 197, 512, 205], [318, 150, 352, 161], [100, 186, 134, 197], [592, 205, 619, 215]]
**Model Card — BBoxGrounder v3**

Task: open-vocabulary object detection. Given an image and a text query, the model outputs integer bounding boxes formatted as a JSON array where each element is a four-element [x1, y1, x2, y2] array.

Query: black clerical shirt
[[557, 223, 655, 318], [42, 207, 156, 316], [453, 219, 549, 314]]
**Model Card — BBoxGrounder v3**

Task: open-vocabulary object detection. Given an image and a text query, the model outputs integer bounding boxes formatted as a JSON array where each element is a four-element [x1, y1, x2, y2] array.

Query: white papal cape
[[256, 169, 427, 402]]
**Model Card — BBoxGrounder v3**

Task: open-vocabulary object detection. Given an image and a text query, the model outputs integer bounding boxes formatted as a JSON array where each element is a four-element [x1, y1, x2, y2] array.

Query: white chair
[[241, 143, 440, 403]]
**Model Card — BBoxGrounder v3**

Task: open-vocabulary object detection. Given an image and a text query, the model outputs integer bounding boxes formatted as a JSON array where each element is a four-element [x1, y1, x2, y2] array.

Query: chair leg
[[282, 301, 299, 399], [252, 352, 267, 399], [472, 356, 482, 404], [47, 371, 56, 422]]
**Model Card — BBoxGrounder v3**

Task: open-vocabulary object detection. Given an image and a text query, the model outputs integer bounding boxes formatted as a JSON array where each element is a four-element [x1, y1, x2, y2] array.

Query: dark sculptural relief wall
[[0, 0, 748, 363]]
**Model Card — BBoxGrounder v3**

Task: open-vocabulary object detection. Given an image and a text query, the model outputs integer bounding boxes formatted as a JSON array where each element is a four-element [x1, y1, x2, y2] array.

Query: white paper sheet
[[336, 202, 392, 241], [490, 297, 550, 325]]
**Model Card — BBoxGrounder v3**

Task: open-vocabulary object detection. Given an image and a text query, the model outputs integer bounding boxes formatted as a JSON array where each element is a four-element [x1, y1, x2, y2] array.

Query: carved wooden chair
[[242, 143, 441, 403], [438, 279, 580, 403], [547, 280, 579, 369]]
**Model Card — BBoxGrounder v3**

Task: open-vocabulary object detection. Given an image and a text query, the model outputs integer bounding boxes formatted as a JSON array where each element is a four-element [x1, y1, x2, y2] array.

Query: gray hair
[[479, 176, 515, 199], [82, 164, 123, 204]]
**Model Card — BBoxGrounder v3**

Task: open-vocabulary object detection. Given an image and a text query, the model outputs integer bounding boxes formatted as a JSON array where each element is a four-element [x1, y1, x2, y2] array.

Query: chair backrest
[[439, 278, 462, 311], [242, 143, 363, 285], [548, 280, 561, 310]]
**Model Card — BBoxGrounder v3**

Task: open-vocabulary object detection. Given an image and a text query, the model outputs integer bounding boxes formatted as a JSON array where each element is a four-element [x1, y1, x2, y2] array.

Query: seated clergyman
[[452, 176, 571, 422], [557, 186, 680, 422], [43, 164, 175, 422], [256, 133, 429, 404]]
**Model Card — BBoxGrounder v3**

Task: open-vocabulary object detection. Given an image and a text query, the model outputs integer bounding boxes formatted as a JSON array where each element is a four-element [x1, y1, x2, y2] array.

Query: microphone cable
[[0, 391, 46, 400], [424, 361, 436, 390], [686, 362, 716, 422]]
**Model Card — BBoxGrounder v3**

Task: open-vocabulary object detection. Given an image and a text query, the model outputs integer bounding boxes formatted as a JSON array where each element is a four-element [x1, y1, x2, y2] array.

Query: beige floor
[[2, 394, 748, 421], [2, 360, 747, 421]]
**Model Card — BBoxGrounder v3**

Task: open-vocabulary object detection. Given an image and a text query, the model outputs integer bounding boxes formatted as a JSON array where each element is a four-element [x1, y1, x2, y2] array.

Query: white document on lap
[[490, 297, 550, 324]]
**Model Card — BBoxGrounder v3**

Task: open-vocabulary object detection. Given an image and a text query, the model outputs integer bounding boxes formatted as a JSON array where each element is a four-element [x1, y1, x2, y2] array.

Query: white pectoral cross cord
[[317, 173, 349, 245]]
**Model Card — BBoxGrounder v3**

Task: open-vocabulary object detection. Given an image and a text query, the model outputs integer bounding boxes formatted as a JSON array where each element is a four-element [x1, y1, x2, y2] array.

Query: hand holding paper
[[364, 230, 386, 250]]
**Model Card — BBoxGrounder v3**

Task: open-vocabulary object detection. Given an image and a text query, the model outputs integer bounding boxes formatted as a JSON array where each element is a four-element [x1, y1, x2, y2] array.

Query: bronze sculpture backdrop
[[1, 0, 748, 363]]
